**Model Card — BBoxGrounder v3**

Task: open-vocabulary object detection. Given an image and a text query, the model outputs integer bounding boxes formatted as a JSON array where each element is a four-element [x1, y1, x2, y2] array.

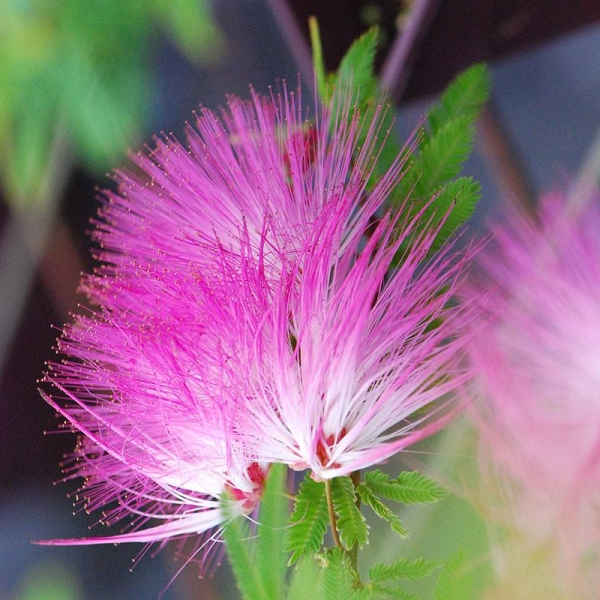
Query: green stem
[[325, 478, 343, 550], [308, 15, 327, 100], [349, 470, 361, 572]]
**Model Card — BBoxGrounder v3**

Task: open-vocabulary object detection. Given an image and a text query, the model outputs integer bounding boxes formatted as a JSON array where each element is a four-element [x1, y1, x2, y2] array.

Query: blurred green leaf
[[256, 463, 290, 599], [433, 551, 478, 600], [369, 557, 440, 583], [223, 497, 272, 600], [286, 556, 324, 600], [368, 582, 418, 599], [19, 561, 81, 600], [0, 0, 221, 207], [309, 16, 327, 99], [151, 0, 223, 64], [365, 470, 448, 505], [2, 82, 57, 204]]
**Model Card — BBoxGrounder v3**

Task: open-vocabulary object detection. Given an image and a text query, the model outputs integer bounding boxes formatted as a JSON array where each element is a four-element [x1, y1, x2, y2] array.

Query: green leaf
[[428, 63, 491, 135], [2, 72, 58, 205], [433, 551, 476, 600], [370, 581, 409, 598], [331, 476, 369, 550], [222, 498, 271, 600], [323, 549, 356, 600], [151, 0, 223, 63], [20, 562, 80, 600], [369, 583, 419, 600], [425, 177, 481, 250], [389, 64, 489, 251], [309, 16, 327, 100], [287, 556, 325, 600], [356, 483, 409, 538], [321, 548, 371, 600], [369, 557, 440, 583], [365, 470, 447, 505], [57, 36, 146, 171], [415, 117, 474, 196], [324, 23, 407, 199], [287, 474, 328, 565], [335, 27, 379, 100], [256, 463, 289, 599]]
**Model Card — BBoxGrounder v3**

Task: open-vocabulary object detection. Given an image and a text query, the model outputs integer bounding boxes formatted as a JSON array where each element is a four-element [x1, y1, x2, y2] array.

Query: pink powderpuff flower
[[39, 86, 411, 565], [40, 83, 472, 569], [466, 194, 600, 599], [39, 252, 272, 571], [92, 85, 414, 285], [232, 185, 477, 481]]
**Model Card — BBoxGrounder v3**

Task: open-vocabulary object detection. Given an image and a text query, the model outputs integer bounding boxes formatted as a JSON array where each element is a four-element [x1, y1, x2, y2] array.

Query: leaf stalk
[[325, 478, 343, 550]]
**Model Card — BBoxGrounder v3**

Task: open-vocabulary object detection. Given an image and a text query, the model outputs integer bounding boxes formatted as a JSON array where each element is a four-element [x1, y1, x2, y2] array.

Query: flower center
[[315, 427, 347, 468], [225, 462, 266, 512]]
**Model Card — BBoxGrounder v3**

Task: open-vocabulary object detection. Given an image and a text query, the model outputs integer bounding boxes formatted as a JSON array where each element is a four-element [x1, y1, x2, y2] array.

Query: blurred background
[[1, 1, 600, 598]]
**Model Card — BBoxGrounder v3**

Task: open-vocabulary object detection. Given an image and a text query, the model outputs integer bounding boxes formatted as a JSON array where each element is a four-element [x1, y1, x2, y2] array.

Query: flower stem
[[349, 470, 361, 572], [325, 478, 343, 550]]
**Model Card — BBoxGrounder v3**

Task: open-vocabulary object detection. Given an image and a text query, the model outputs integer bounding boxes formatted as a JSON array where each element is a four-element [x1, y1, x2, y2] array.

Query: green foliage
[[333, 27, 379, 104], [322, 548, 357, 600], [150, 0, 223, 63], [424, 177, 481, 248], [433, 551, 477, 600], [366, 557, 441, 599], [356, 482, 409, 538], [368, 583, 419, 600], [319, 18, 489, 251], [330, 476, 369, 550], [364, 470, 448, 505], [427, 64, 491, 135], [309, 16, 327, 100], [369, 557, 440, 583], [338, 27, 404, 187], [322, 549, 371, 600], [390, 64, 490, 250], [287, 474, 329, 565], [256, 463, 290, 599], [222, 499, 271, 600], [0, 0, 221, 207], [223, 464, 289, 600], [19, 562, 80, 600], [286, 556, 324, 600], [415, 117, 475, 194]]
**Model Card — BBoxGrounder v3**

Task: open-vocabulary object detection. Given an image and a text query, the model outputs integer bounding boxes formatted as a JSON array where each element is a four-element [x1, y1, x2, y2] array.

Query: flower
[[234, 185, 475, 481], [40, 253, 271, 570], [92, 86, 411, 282], [41, 84, 473, 567], [465, 194, 600, 598]]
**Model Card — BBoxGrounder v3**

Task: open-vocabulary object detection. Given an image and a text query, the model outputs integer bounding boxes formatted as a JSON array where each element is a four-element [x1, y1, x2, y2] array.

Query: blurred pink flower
[[467, 194, 600, 598]]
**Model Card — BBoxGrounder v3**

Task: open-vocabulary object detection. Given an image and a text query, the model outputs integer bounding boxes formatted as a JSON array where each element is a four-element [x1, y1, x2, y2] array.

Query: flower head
[[240, 194, 475, 480], [466, 194, 600, 598], [92, 86, 401, 282], [41, 84, 473, 568], [40, 255, 271, 570]]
